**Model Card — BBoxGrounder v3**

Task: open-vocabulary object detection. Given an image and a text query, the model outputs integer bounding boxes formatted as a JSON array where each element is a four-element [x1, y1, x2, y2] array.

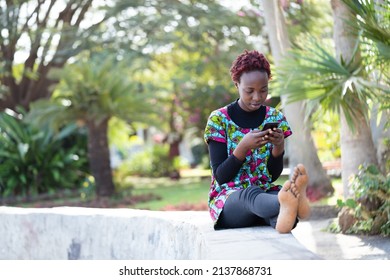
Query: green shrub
[[191, 141, 208, 167], [0, 110, 90, 198], [334, 164, 389, 236], [115, 144, 179, 178]]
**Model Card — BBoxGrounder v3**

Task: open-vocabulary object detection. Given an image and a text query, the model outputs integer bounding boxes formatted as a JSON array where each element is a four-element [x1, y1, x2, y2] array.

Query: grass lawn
[[128, 176, 210, 210]]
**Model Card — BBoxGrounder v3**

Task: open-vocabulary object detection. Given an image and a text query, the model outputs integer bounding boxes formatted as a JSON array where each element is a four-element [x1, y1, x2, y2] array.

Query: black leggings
[[216, 186, 298, 230]]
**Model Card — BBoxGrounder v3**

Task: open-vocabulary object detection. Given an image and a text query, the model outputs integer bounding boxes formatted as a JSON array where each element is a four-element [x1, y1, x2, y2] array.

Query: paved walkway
[[292, 217, 390, 260]]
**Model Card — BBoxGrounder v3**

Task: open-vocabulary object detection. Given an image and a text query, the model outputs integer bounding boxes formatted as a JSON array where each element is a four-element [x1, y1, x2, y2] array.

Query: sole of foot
[[292, 164, 311, 220], [275, 181, 299, 234]]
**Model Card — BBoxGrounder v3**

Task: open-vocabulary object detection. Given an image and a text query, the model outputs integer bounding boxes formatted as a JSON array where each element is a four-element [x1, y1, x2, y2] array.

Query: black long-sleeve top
[[208, 100, 284, 185]]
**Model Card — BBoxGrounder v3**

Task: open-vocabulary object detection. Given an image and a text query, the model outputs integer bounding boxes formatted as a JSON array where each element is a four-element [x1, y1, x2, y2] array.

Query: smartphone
[[261, 122, 279, 132]]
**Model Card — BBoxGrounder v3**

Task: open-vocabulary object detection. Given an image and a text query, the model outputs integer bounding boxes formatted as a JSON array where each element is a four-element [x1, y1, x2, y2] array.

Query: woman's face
[[236, 70, 269, 112]]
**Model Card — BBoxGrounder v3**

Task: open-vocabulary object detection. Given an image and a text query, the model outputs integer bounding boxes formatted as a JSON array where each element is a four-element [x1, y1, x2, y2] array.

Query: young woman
[[204, 50, 310, 233]]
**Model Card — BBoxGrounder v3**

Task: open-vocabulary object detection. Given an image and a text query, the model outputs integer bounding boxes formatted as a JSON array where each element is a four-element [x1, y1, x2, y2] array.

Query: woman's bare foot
[[291, 164, 311, 220], [275, 181, 298, 233]]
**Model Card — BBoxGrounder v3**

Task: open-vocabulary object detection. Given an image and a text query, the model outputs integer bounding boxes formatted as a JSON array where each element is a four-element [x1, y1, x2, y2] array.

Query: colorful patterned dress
[[204, 105, 292, 225]]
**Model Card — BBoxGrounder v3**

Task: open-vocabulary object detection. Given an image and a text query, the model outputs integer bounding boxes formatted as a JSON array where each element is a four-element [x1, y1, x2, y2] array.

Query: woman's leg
[[216, 186, 281, 229]]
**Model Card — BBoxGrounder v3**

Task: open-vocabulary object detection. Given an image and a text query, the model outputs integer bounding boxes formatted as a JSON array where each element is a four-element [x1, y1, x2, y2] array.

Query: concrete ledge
[[0, 207, 319, 260]]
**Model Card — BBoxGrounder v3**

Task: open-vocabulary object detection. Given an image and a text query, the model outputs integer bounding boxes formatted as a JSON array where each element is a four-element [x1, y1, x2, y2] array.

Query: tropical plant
[[278, 37, 387, 130], [0, 109, 89, 199], [332, 164, 389, 236], [282, 0, 390, 129], [342, 0, 390, 63], [28, 54, 153, 197]]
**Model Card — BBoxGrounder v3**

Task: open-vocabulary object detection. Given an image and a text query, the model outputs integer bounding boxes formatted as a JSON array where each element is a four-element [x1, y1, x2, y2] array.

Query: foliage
[[383, 138, 390, 173], [0, 0, 113, 111], [28, 53, 154, 130], [276, 36, 389, 132], [191, 141, 209, 168], [2, 0, 265, 197], [342, 0, 390, 63], [334, 164, 390, 236], [1, 0, 265, 115], [107, 0, 263, 139], [275, 0, 390, 133], [57, 54, 153, 124], [108, 117, 138, 151], [109, 0, 262, 54], [282, 0, 334, 43], [341, 0, 390, 120], [26, 53, 155, 197], [311, 111, 341, 161], [114, 144, 184, 178], [0, 109, 89, 198]]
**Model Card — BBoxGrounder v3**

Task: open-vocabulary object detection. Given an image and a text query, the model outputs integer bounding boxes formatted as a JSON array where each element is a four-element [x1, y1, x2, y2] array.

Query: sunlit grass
[[127, 176, 209, 210]]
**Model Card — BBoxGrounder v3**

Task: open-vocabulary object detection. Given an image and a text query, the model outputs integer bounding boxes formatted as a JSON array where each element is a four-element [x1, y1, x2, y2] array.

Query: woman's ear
[[234, 82, 238, 88]]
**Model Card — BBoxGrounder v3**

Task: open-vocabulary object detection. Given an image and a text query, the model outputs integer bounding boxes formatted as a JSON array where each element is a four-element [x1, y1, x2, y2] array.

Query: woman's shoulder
[[264, 106, 285, 118], [208, 105, 229, 119]]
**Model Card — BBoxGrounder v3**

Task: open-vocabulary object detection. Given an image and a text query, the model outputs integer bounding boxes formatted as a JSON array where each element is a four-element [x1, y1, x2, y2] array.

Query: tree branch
[[27, 1, 95, 104], [20, 0, 53, 104], [74, 0, 93, 27]]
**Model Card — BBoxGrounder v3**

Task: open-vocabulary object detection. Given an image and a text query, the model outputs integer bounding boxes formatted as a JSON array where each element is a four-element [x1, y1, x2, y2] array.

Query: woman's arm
[[265, 128, 285, 181], [267, 151, 284, 182], [208, 140, 244, 185]]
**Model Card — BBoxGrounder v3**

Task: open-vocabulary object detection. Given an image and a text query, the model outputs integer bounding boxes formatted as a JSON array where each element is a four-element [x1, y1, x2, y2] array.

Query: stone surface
[[0, 206, 319, 260], [292, 218, 390, 260]]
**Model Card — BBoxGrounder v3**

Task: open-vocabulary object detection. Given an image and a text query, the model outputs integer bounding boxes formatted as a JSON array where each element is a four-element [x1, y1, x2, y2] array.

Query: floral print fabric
[[204, 105, 292, 224]]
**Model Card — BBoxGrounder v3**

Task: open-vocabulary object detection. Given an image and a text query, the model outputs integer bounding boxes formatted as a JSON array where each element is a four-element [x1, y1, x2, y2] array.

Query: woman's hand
[[242, 129, 270, 149], [265, 128, 285, 157], [265, 128, 283, 146], [233, 129, 269, 161]]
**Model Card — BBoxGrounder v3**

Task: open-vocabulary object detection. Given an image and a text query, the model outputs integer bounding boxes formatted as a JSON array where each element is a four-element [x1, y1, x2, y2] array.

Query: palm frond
[[27, 99, 78, 132], [342, 0, 390, 63], [49, 54, 155, 127], [276, 36, 388, 132]]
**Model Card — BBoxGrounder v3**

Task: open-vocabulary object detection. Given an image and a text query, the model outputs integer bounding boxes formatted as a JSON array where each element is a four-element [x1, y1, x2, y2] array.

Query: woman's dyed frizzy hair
[[229, 50, 272, 83]]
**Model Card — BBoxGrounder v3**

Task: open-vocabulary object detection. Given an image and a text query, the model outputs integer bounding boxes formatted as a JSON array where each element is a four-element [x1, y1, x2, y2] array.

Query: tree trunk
[[370, 105, 390, 174], [86, 118, 115, 197], [331, 0, 378, 198], [262, 0, 334, 201]]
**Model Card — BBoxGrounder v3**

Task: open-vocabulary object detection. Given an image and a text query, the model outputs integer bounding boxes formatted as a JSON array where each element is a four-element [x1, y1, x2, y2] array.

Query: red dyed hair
[[229, 50, 272, 83]]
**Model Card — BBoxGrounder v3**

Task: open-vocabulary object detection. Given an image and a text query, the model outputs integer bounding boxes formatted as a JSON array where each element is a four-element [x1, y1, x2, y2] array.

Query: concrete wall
[[0, 207, 319, 260]]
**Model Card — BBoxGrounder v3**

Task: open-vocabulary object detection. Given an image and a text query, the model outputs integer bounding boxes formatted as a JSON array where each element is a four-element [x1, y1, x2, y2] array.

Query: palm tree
[[277, 0, 389, 197], [28, 54, 153, 197]]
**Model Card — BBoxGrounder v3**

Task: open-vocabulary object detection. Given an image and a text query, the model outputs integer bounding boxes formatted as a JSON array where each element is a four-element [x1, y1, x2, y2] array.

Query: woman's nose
[[252, 92, 262, 101]]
